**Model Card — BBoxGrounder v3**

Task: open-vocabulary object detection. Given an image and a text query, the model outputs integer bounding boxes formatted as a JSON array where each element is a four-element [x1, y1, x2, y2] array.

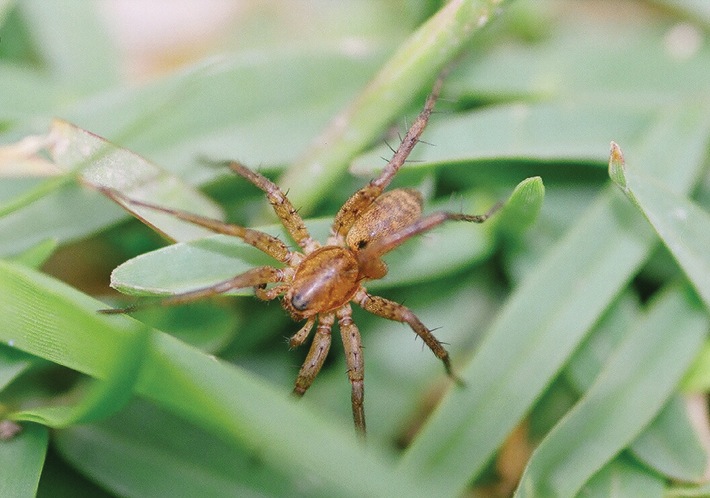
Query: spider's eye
[[356, 239, 368, 249]]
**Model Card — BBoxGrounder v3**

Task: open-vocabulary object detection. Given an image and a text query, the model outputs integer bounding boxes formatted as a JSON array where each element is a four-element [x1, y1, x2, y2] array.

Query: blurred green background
[[1, 1, 710, 496]]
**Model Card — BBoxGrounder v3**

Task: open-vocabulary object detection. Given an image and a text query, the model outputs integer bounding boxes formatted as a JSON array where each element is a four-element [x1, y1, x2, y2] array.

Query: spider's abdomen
[[284, 246, 360, 320], [345, 188, 422, 250]]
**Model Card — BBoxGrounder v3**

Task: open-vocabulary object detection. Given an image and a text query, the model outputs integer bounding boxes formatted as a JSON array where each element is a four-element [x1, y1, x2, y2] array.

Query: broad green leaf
[[64, 47, 388, 178], [609, 141, 710, 310], [0, 45, 388, 255], [0, 422, 48, 498], [399, 101, 710, 496], [0, 260, 434, 497], [280, 0, 514, 213], [454, 14, 710, 101], [49, 119, 225, 242], [630, 395, 707, 482], [513, 286, 707, 497]]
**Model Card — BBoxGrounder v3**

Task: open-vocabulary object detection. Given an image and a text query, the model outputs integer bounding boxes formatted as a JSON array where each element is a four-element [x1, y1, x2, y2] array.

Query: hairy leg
[[355, 289, 462, 385], [336, 305, 366, 434], [98, 187, 293, 263], [288, 316, 316, 348], [293, 313, 334, 397], [100, 266, 284, 314], [331, 75, 446, 239], [225, 162, 318, 253], [358, 202, 502, 263]]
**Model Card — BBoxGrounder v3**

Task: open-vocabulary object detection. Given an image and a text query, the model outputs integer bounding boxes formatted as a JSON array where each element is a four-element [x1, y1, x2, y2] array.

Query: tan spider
[[101, 77, 499, 434]]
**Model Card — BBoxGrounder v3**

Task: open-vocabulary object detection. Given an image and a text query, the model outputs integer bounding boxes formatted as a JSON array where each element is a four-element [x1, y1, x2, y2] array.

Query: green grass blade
[[279, 0, 514, 214], [18, 0, 118, 93], [579, 456, 665, 498], [398, 101, 710, 496], [107, 184, 508, 297], [0, 260, 433, 497], [513, 285, 708, 497], [563, 293, 707, 482], [54, 400, 302, 497], [0, 422, 48, 498], [496, 176, 544, 236], [610, 142, 710, 309]]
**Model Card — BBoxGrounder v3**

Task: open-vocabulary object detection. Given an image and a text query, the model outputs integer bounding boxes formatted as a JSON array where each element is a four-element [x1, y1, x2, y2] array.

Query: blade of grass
[[564, 292, 707, 482], [54, 400, 301, 497], [279, 0, 513, 214], [579, 456, 665, 498], [610, 141, 710, 309], [399, 101, 710, 496], [18, 0, 118, 93], [513, 285, 708, 497], [0, 422, 48, 498], [0, 260, 433, 497]]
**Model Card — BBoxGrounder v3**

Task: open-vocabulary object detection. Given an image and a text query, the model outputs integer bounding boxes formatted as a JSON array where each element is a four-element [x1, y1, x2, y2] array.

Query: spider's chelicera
[[101, 77, 499, 434]]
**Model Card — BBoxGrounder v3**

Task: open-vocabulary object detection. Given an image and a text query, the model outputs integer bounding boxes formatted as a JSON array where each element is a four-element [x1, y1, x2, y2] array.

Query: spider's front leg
[[336, 305, 366, 434], [355, 289, 462, 385], [225, 162, 319, 253], [331, 75, 446, 239]]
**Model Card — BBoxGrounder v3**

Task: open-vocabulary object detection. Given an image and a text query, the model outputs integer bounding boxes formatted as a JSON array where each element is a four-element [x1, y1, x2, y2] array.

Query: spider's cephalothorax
[[101, 76, 499, 434]]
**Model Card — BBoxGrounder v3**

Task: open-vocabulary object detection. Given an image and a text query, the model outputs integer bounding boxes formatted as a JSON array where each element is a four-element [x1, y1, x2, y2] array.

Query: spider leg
[[331, 75, 445, 238], [336, 305, 366, 434], [288, 316, 316, 348], [225, 162, 318, 253], [100, 266, 284, 314], [358, 202, 502, 263], [355, 289, 463, 385], [293, 313, 334, 397], [98, 187, 293, 263]]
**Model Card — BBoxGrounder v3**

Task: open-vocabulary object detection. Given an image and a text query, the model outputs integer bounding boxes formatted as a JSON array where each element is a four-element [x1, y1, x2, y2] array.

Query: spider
[[100, 76, 500, 434]]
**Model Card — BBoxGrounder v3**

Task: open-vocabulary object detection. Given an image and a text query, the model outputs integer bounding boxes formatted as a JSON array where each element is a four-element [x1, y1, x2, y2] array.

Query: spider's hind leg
[[355, 290, 463, 386]]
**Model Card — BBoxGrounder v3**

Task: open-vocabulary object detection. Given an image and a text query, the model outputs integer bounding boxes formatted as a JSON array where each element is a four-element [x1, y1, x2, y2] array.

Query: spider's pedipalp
[[226, 161, 318, 253]]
